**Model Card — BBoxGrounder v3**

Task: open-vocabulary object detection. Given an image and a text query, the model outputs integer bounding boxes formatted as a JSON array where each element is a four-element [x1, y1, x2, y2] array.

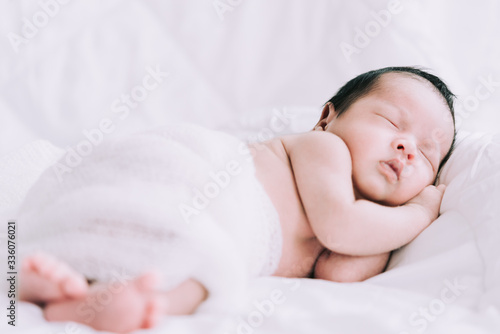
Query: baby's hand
[[406, 184, 446, 224]]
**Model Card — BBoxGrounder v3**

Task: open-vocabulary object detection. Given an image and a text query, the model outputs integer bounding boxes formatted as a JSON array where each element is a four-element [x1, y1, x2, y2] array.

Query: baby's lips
[[385, 159, 404, 179]]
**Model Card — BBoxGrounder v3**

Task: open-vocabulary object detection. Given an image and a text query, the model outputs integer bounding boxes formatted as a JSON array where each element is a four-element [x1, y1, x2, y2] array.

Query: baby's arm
[[313, 250, 391, 282], [284, 131, 445, 256]]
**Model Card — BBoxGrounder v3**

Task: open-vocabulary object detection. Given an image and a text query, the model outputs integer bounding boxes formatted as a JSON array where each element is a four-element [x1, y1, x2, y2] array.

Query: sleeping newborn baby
[[17, 66, 456, 333]]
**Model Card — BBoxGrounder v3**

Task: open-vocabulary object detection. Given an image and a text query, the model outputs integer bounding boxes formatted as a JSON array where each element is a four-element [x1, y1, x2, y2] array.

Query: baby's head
[[314, 67, 456, 206]]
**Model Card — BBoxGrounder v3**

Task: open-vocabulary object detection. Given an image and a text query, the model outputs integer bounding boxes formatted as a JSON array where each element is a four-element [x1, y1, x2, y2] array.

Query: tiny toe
[[61, 276, 88, 298], [22, 252, 47, 271], [21, 258, 34, 271], [45, 265, 68, 281], [20, 252, 88, 303], [141, 297, 166, 329], [32, 254, 58, 277]]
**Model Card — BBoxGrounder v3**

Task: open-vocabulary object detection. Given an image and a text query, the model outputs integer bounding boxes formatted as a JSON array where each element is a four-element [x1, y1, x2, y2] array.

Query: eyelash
[[380, 115, 398, 128]]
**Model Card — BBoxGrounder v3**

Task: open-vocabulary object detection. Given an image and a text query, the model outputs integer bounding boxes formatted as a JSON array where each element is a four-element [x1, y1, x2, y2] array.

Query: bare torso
[[248, 137, 325, 278]]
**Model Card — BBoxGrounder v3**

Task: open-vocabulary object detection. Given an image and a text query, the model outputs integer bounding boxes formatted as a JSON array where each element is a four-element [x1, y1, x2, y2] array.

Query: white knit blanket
[[17, 123, 282, 312]]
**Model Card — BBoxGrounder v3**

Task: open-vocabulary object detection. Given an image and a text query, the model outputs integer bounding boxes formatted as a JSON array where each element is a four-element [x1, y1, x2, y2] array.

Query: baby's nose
[[396, 140, 416, 161]]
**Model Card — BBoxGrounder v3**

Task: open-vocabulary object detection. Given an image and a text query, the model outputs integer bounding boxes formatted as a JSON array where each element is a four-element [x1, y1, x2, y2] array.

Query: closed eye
[[419, 139, 440, 173], [419, 148, 436, 172], [383, 116, 398, 128], [377, 114, 398, 128]]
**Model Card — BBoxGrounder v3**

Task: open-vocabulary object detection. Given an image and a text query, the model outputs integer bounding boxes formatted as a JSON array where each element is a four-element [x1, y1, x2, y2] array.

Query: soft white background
[[0, 0, 499, 155], [0, 1, 499, 333]]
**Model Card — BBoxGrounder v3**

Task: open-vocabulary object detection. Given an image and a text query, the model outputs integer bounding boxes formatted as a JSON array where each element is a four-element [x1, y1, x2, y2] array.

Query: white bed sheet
[[1, 0, 499, 333]]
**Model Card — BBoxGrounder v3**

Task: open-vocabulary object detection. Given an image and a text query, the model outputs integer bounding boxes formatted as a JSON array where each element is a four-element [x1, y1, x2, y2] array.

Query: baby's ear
[[313, 102, 335, 131]]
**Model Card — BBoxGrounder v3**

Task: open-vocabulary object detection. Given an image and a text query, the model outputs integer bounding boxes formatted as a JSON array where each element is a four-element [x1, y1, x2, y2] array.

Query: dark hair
[[325, 66, 456, 176]]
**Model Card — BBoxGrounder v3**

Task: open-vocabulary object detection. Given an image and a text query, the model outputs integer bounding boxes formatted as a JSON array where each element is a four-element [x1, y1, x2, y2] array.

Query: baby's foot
[[19, 252, 89, 304], [44, 272, 165, 334]]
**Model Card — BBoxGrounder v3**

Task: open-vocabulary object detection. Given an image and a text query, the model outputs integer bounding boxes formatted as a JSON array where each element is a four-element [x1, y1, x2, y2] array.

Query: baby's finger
[[436, 184, 446, 193]]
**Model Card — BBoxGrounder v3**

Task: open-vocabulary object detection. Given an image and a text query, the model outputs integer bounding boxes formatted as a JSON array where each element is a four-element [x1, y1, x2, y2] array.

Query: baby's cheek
[[402, 160, 433, 185], [402, 178, 429, 202], [401, 164, 416, 178]]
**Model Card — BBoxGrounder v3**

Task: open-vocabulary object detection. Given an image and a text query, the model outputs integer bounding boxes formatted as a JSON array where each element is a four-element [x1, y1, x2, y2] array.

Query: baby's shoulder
[[282, 131, 351, 161]]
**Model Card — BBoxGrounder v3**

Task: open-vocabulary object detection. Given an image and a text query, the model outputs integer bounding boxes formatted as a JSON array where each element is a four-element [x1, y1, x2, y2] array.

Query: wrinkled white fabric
[[17, 123, 282, 312]]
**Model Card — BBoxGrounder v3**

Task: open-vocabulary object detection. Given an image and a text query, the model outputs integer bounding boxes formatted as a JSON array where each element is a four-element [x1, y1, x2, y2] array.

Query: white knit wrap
[[18, 123, 282, 312]]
